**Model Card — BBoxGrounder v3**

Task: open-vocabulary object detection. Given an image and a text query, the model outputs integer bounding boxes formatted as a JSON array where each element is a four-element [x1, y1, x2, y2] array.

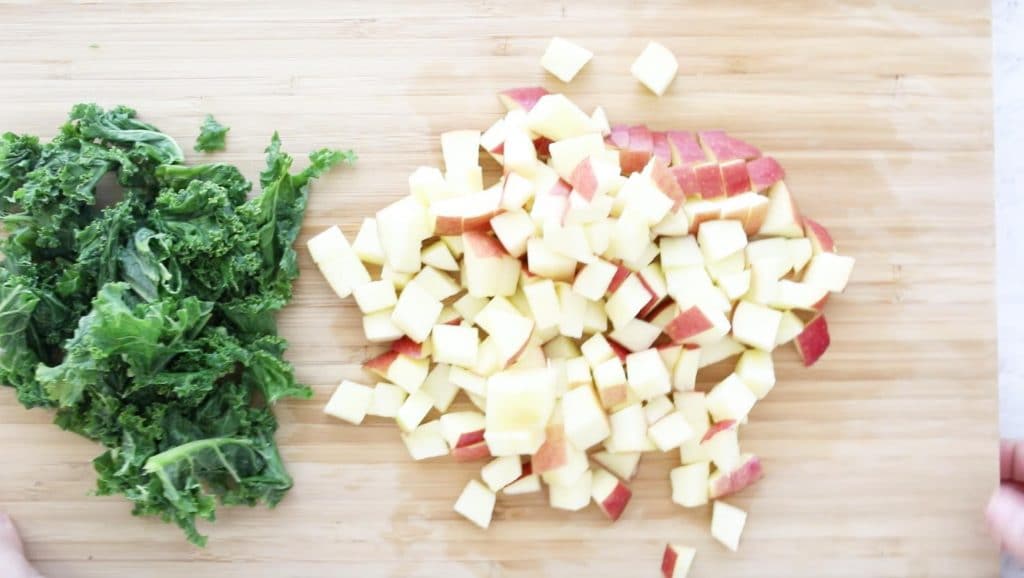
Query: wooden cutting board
[[0, 1, 997, 576]]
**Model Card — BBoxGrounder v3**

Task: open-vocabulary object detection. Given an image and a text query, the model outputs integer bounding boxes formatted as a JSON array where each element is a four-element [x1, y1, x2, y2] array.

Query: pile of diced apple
[[310, 86, 854, 574]]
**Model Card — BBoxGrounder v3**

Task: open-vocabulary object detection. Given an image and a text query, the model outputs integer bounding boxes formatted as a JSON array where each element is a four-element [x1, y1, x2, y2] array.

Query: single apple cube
[[591, 467, 633, 521], [606, 274, 652, 328], [463, 231, 521, 297], [544, 335, 582, 359], [445, 165, 484, 196], [307, 225, 372, 299], [697, 219, 747, 263], [644, 394, 676, 425], [351, 280, 398, 314], [454, 479, 496, 529], [550, 133, 606, 181], [673, 347, 701, 391], [490, 210, 535, 258], [706, 374, 757, 423], [705, 252, 746, 284], [557, 283, 588, 339], [670, 461, 710, 508], [324, 380, 374, 425], [485, 368, 558, 455], [626, 348, 672, 400], [606, 404, 648, 452], [376, 196, 430, 274], [701, 420, 740, 470], [698, 130, 761, 163], [562, 384, 611, 450], [775, 310, 804, 346], [795, 313, 831, 366], [770, 280, 829, 311], [660, 235, 704, 268], [630, 41, 678, 96], [541, 37, 594, 82], [367, 382, 408, 418], [594, 357, 629, 409], [581, 333, 617, 368], [711, 501, 747, 552], [731, 300, 783, 352], [674, 391, 710, 438], [364, 351, 429, 394], [609, 319, 663, 352], [522, 278, 562, 331], [527, 238, 577, 282], [565, 356, 593, 386], [718, 269, 752, 302], [450, 366, 487, 397], [421, 240, 459, 271], [549, 468, 594, 511], [352, 217, 386, 266], [528, 93, 598, 141], [803, 217, 836, 254], [401, 420, 450, 460], [440, 411, 486, 449], [661, 544, 697, 578], [802, 252, 856, 293], [395, 390, 435, 432], [440, 129, 481, 173], [649, 410, 694, 451], [543, 220, 595, 264], [362, 310, 404, 343], [709, 454, 763, 499], [431, 185, 502, 235], [607, 209, 652, 264], [452, 294, 489, 325], [409, 266, 462, 301], [664, 304, 731, 346], [573, 259, 618, 301], [747, 156, 785, 191], [502, 171, 536, 211], [735, 349, 775, 399], [593, 450, 642, 481], [431, 324, 480, 369], [697, 336, 745, 369], [481, 455, 524, 493], [758, 181, 802, 238], [541, 444, 590, 487], [532, 423, 569, 474], [652, 208, 691, 236], [788, 238, 814, 273], [504, 468, 543, 495], [390, 283, 442, 343], [422, 364, 458, 411], [499, 86, 550, 112]]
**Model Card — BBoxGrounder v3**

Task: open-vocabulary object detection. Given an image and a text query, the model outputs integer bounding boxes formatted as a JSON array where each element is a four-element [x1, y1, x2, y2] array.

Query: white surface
[[996, 1, 1023, 575]]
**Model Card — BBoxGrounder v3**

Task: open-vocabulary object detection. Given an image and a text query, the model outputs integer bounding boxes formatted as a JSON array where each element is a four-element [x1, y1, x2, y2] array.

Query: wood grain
[[0, 1, 997, 576]]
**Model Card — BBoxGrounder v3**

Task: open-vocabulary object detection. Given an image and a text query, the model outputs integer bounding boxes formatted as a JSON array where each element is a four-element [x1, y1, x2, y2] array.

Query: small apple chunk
[[630, 41, 679, 96], [527, 94, 598, 141], [626, 348, 672, 400], [463, 231, 521, 297], [731, 300, 783, 352], [701, 420, 740, 471], [609, 318, 662, 352], [706, 374, 758, 423], [663, 304, 731, 346], [541, 37, 594, 83], [661, 544, 697, 578], [711, 500, 748, 552], [775, 310, 804, 346], [498, 86, 550, 112], [795, 313, 831, 367], [352, 217, 386, 266], [709, 454, 764, 499], [363, 351, 429, 394], [592, 450, 642, 481], [485, 368, 557, 455], [644, 393, 676, 425], [670, 461, 710, 508], [421, 240, 459, 271], [673, 347, 702, 391], [758, 181, 803, 238], [648, 411, 694, 452], [746, 156, 785, 191], [803, 217, 836, 254], [422, 364, 458, 412], [770, 280, 829, 311], [376, 196, 431, 274], [307, 225, 372, 299], [440, 411, 487, 449], [391, 282, 443, 344], [802, 252, 856, 293], [401, 420, 450, 460], [362, 310, 405, 343], [352, 280, 398, 314], [454, 479, 496, 530], [504, 464, 543, 495], [573, 259, 618, 301], [431, 324, 480, 369], [431, 186, 503, 235], [549, 468, 594, 511], [562, 384, 611, 450], [481, 455, 524, 492], [591, 467, 633, 521], [395, 390, 435, 432], [324, 380, 374, 425], [606, 403, 649, 452], [697, 219, 748, 263], [735, 349, 776, 399], [367, 382, 407, 418]]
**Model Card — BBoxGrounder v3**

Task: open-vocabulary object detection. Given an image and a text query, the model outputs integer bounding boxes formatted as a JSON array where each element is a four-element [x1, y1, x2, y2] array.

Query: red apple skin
[[453, 441, 491, 462], [463, 231, 510, 258], [671, 166, 700, 197], [666, 130, 706, 166], [498, 86, 549, 111], [608, 339, 630, 362], [570, 157, 598, 201], [490, 142, 505, 155], [534, 137, 553, 159], [620, 150, 651, 175], [629, 125, 653, 152], [608, 124, 631, 149], [720, 159, 752, 196], [661, 544, 679, 578], [701, 419, 738, 443], [520, 461, 533, 477], [745, 200, 770, 235], [795, 314, 831, 367], [664, 306, 714, 343], [621, 125, 654, 174], [747, 156, 785, 191], [709, 455, 764, 499], [363, 350, 399, 376], [694, 162, 725, 199], [598, 482, 633, 521], [698, 130, 762, 162], [607, 264, 632, 294], [803, 217, 836, 253], [455, 429, 486, 449], [390, 336, 424, 358], [649, 159, 685, 209], [652, 131, 672, 163], [531, 425, 568, 474]]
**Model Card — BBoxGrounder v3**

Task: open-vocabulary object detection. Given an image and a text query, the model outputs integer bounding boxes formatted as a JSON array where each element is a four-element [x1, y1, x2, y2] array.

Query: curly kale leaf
[[194, 115, 229, 153]]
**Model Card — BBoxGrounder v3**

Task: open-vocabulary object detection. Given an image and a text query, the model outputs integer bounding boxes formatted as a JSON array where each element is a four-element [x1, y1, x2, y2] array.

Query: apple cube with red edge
[[719, 191, 770, 236], [803, 217, 836, 254], [462, 231, 521, 297], [591, 467, 633, 521], [368, 382, 407, 418], [672, 165, 700, 197], [670, 461, 710, 508], [573, 259, 618, 301], [324, 380, 374, 425], [795, 313, 831, 366], [541, 37, 594, 83], [562, 384, 611, 450], [664, 304, 731, 346], [644, 158, 686, 209], [363, 351, 429, 394], [731, 300, 783, 352], [648, 411, 694, 451], [307, 225, 372, 299], [480, 117, 506, 160], [401, 420, 450, 460], [711, 500, 747, 552], [549, 468, 593, 511], [504, 462, 543, 495], [532, 423, 570, 474], [630, 41, 679, 96], [541, 443, 590, 486], [693, 162, 725, 199], [592, 450, 642, 481], [697, 337, 745, 369], [709, 453, 764, 499], [484, 368, 557, 456], [661, 544, 697, 578], [606, 404, 649, 452], [758, 181, 803, 238], [747, 156, 785, 191], [454, 479, 496, 529], [667, 130, 706, 166], [376, 196, 430, 274], [440, 411, 486, 449], [594, 357, 629, 409], [490, 210, 535, 258], [701, 420, 740, 470], [499, 86, 550, 112], [527, 94, 597, 141], [431, 187, 503, 236], [481, 455, 524, 492], [684, 200, 722, 233], [802, 252, 856, 293], [719, 159, 752, 196], [698, 130, 761, 162], [550, 133, 606, 180]]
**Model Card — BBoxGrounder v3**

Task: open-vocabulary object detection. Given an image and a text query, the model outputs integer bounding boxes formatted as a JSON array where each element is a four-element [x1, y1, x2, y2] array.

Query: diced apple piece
[[671, 461, 710, 508], [719, 191, 770, 235], [573, 259, 618, 301], [607, 319, 661, 353], [503, 128, 539, 177], [440, 411, 486, 450], [770, 280, 829, 311], [481, 455, 524, 493], [410, 266, 462, 301], [367, 382, 407, 418], [675, 391, 710, 437], [463, 231, 521, 297], [544, 336, 582, 360], [324, 380, 374, 425], [307, 225, 372, 299], [401, 420, 450, 460], [802, 252, 856, 293], [607, 209, 653, 264], [664, 304, 731, 346], [454, 479, 496, 529], [666, 130, 706, 166], [541, 37, 594, 82], [480, 117, 507, 161], [693, 162, 725, 199], [562, 384, 611, 450], [451, 294, 487, 325], [557, 283, 588, 339], [652, 209, 691, 236], [660, 235, 703, 268], [649, 411, 694, 451], [528, 93, 598, 141], [363, 309, 404, 343], [550, 133, 606, 181], [549, 469, 594, 511], [390, 283, 442, 343], [705, 251, 746, 283], [606, 404, 649, 452], [605, 274, 651, 328], [440, 129, 481, 173], [484, 368, 557, 456], [625, 348, 671, 400], [419, 365, 456, 412], [731, 300, 783, 352], [593, 451, 642, 481], [431, 324, 480, 369], [504, 466, 543, 495], [501, 172, 536, 212], [803, 217, 836, 254], [450, 365, 487, 398], [568, 155, 621, 202], [445, 165, 484, 196], [351, 280, 397, 314], [795, 313, 831, 367], [565, 356, 593, 386], [788, 238, 813, 273], [352, 217, 386, 266], [732, 349, 774, 400], [543, 220, 594, 264], [541, 444, 590, 488], [499, 86, 550, 112], [697, 219, 747, 262], [581, 333, 617, 368], [697, 337, 745, 368], [485, 211, 532, 259], [594, 357, 629, 409], [718, 269, 752, 301], [706, 374, 757, 423], [431, 186, 503, 235], [719, 159, 752, 196], [747, 156, 785, 191], [698, 130, 761, 163], [673, 347, 701, 391], [758, 181, 802, 238], [532, 423, 569, 474], [701, 420, 740, 470], [775, 311, 804, 346], [395, 390, 434, 432], [522, 279, 562, 331], [684, 199, 722, 233], [377, 197, 430, 274], [645, 393, 676, 425], [711, 501, 747, 552], [364, 351, 429, 394], [630, 41, 678, 96], [421, 240, 459, 272], [709, 454, 764, 499], [511, 344, 547, 370], [661, 544, 697, 578], [409, 166, 450, 204], [591, 467, 633, 521], [527, 238, 577, 281]]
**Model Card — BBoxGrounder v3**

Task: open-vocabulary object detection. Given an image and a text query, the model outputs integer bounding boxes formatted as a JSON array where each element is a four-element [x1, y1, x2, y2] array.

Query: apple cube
[[502, 171, 536, 212], [550, 133, 606, 180], [664, 266, 718, 308], [549, 469, 594, 511], [770, 280, 829, 311], [395, 390, 434, 432], [454, 479, 496, 529], [697, 336, 745, 368], [527, 238, 577, 282], [675, 391, 710, 437], [421, 240, 459, 272], [711, 501, 747, 552], [719, 191, 771, 235], [803, 217, 836, 254], [718, 270, 752, 302], [581, 333, 617, 368], [775, 310, 804, 346], [409, 266, 462, 301], [431, 324, 480, 369], [706, 374, 757, 423], [431, 186, 502, 235], [362, 310, 404, 343], [390, 283, 442, 343], [735, 350, 775, 399], [367, 382, 408, 418], [504, 466, 543, 495], [408, 166, 450, 204], [499, 86, 550, 112], [452, 294, 488, 325], [705, 251, 746, 283], [697, 219, 747, 262], [625, 348, 671, 400], [664, 304, 731, 346], [541, 443, 590, 488], [565, 356, 593, 386], [758, 181, 802, 238], [351, 280, 398, 315], [606, 404, 648, 452], [649, 411, 694, 451], [562, 384, 611, 450], [541, 37, 594, 82], [364, 351, 429, 394], [661, 544, 697, 578], [450, 366, 487, 398], [511, 345, 547, 370], [802, 252, 856, 293], [463, 231, 521, 297], [352, 217, 386, 266], [593, 357, 629, 409], [440, 411, 487, 450], [630, 41, 678, 96], [605, 274, 652, 328], [644, 393, 676, 425], [666, 130, 706, 166], [480, 117, 507, 161], [593, 451, 642, 481], [701, 420, 740, 470], [543, 221, 595, 264], [520, 278, 562, 332], [503, 128, 539, 177], [307, 225, 372, 299], [747, 156, 785, 191], [607, 209, 653, 264], [673, 347, 701, 391], [528, 94, 597, 141], [421, 365, 458, 411], [698, 130, 761, 162], [484, 368, 557, 455], [670, 461, 710, 508], [795, 313, 831, 366], [609, 319, 663, 352], [788, 238, 813, 273], [731, 300, 783, 352], [532, 423, 569, 474], [652, 209, 691, 237], [573, 259, 618, 301], [544, 336, 582, 360], [323, 380, 374, 425], [591, 467, 633, 521], [481, 455, 524, 493], [557, 283, 588, 339], [401, 420, 450, 460], [660, 235, 704, 268], [377, 196, 430, 273], [709, 454, 763, 499]]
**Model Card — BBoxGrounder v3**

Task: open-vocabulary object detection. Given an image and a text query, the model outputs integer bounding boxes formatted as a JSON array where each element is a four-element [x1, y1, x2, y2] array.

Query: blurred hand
[[987, 439, 1024, 562], [0, 513, 43, 578]]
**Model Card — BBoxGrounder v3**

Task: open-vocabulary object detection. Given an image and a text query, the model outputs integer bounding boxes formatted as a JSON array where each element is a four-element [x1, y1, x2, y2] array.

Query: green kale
[[0, 104, 354, 545], [194, 115, 229, 153]]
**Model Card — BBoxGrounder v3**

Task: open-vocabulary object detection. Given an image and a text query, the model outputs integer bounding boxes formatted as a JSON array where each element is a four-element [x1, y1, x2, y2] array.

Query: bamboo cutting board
[[0, 1, 997, 576]]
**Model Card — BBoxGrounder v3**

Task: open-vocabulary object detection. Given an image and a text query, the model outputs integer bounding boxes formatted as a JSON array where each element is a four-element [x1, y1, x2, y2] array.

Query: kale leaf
[[194, 115, 229, 153], [0, 104, 354, 545]]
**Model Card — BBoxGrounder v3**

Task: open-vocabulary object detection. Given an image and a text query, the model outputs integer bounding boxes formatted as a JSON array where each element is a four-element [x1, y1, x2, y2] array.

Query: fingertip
[[987, 487, 1024, 560]]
